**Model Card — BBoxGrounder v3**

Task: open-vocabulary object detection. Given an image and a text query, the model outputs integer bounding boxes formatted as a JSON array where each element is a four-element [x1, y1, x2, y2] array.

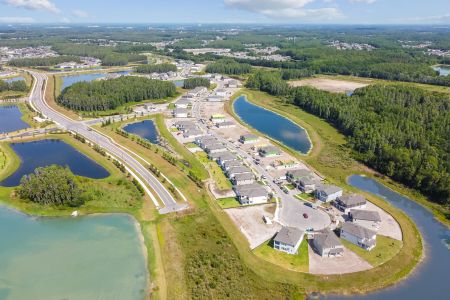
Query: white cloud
[[402, 13, 450, 23], [348, 0, 376, 3], [0, 16, 35, 23], [3, 0, 60, 13], [224, 0, 342, 20], [72, 9, 89, 18]]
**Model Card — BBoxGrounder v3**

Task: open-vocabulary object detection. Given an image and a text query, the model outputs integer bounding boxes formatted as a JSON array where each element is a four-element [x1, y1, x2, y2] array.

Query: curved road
[[28, 71, 187, 214]]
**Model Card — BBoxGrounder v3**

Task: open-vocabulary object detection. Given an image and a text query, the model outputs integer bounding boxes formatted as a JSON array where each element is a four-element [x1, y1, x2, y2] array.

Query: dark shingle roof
[[350, 209, 381, 222], [274, 226, 304, 247], [341, 222, 376, 239]]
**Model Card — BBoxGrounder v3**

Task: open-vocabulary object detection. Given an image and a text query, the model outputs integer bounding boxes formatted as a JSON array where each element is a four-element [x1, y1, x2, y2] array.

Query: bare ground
[[289, 78, 369, 93]]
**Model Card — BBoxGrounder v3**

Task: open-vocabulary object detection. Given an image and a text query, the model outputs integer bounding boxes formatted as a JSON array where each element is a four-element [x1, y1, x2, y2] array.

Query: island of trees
[[58, 76, 176, 111], [0, 79, 28, 92], [8, 56, 81, 67], [246, 71, 450, 208], [136, 63, 177, 73], [205, 59, 251, 75], [183, 77, 210, 89]]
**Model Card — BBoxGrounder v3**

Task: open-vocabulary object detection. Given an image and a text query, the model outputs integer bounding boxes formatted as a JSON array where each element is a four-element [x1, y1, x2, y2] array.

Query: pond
[[172, 79, 185, 88], [432, 65, 450, 76], [60, 71, 131, 90], [3, 76, 25, 83], [0, 105, 30, 134], [0, 139, 110, 187], [233, 95, 312, 154], [0, 206, 148, 300], [123, 120, 159, 144], [325, 175, 450, 300]]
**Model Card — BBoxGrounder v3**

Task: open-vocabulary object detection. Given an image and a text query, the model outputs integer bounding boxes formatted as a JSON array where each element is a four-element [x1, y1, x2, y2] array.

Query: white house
[[312, 229, 344, 257], [226, 166, 252, 178], [210, 114, 227, 124], [341, 222, 377, 251], [217, 152, 238, 166], [315, 184, 343, 202], [232, 173, 255, 185], [172, 108, 190, 118], [216, 121, 236, 129], [273, 226, 304, 255], [239, 134, 259, 144], [334, 194, 367, 213], [234, 183, 269, 205], [174, 98, 191, 108], [204, 143, 227, 154], [222, 160, 242, 171], [349, 209, 382, 231], [215, 89, 229, 97]]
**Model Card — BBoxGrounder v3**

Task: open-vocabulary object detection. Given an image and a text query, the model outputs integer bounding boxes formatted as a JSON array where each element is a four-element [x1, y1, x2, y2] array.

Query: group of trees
[[135, 63, 177, 74], [58, 76, 176, 111], [246, 70, 450, 205], [205, 59, 251, 75], [17, 165, 82, 207], [0, 79, 28, 92], [183, 77, 210, 89], [8, 56, 81, 67]]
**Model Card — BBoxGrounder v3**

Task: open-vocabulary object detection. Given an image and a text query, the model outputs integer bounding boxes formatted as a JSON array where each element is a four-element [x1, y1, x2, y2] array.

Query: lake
[[123, 120, 159, 144], [325, 175, 450, 300], [0, 105, 30, 134], [432, 65, 450, 76], [233, 95, 312, 154], [172, 79, 184, 87], [0, 206, 148, 300], [3, 76, 25, 83], [0, 139, 110, 187], [60, 71, 131, 90]]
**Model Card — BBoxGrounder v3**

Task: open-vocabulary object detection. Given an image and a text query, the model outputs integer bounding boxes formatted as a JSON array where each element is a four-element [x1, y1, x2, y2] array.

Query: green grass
[[285, 183, 295, 190], [217, 197, 241, 208], [184, 142, 198, 148], [341, 235, 403, 267], [196, 151, 232, 191], [253, 238, 309, 273]]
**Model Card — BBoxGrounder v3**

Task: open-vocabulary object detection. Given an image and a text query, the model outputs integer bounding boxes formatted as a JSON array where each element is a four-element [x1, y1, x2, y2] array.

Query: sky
[[0, 0, 450, 25]]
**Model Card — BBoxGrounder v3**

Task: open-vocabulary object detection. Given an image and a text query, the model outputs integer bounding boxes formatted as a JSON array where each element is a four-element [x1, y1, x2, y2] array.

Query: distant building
[[215, 89, 229, 97], [217, 152, 238, 166], [226, 166, 252, 178], [315, 184, 343, 202], [239, 134, 259, 144], [298, 177, 318, 193], [210, 114, 227, 124], [259, 145, 281, 157], [172, 108, 190, 118], [341, 222, 377, 251], [234, 183, 269, 205], [286, 169, 314, 182], [174, 98, 191, 108], [222, 160, 242, 171], [273, 226, 304, 255], [207, 95, 224, 102], [349, 209, 381, 231], [204, 143, 227, 154], [334, 194, 367, 213], [187, 86, 207, 97], [312, 229, 344, 257], [232, 173, 255, 186], [183, 129, 203, 139], [216, 121, 236, 129]]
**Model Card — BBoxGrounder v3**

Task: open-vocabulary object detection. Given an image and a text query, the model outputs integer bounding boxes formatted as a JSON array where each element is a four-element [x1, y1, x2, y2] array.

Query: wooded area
[[135, 63, 177, 73], [183, 77, 210, 89], [8, 56, 81, 67], [0, 80, 28, 92], [205, 59, 252, 75]]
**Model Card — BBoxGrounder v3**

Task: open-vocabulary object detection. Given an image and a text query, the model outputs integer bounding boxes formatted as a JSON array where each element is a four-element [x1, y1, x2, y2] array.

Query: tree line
[[205, 59, 252, 75], [246, 72, 450, 208], [183, 77, 210, 89], [135, 63, 177, 73], [58, 76, 176, 111], [0, 79, 28, 92], [8, 56, 81, 67]]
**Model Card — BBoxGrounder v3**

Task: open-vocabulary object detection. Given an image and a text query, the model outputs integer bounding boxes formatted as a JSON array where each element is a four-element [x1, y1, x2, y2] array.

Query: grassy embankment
[[196, 151, 232, 191]]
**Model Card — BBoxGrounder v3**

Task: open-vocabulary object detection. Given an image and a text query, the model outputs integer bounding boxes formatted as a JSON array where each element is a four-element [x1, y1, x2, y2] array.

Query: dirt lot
[[366, 202, 403, 241], [308, 242, 372, 275], [225, 204, 281, 249], [289, 78, 369, 93]]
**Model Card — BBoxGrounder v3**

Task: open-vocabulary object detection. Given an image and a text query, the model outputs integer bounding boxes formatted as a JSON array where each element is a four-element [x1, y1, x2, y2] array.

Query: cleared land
[[289, 78, 369, 93]]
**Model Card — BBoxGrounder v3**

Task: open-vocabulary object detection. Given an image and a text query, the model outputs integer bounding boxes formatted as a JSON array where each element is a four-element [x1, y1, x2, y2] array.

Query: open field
[[289, 77, 369, 93], [196, 151, 232, 191]]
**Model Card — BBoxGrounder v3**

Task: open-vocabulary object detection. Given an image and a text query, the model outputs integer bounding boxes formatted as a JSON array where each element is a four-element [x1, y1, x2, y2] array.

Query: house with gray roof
[[286, 169, 314, 182], [172, 107, 190, 118], [226, 166, 252, 178], [312, 229, 344, 257], [232, 173, 255, 186], [204, 143, 227, 154], [334, 194, 367, 213], [298, 177, 318, 193], [217, 152, 238, 166], [259, 145, 281, 157], [273, 226, 304, 255], [315, 184, 343, 202], [349, 209, 381, 231], [341, 222, 377, 251], [222, 160, 242, 171], [208, 151, 228, 160], [183, 129, 203, 139], [234, 183, 269, 205]]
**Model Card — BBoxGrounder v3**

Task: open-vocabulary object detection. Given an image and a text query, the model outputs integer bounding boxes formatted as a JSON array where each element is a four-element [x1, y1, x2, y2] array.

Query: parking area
[[308, 242, 372, 275], [225, 204, 281, 249]]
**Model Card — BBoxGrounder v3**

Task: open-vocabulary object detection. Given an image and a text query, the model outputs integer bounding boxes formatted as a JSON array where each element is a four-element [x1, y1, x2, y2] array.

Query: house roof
[[287, 169, 313, 179], [234, 173, 254, 181], [314, 229, 342, 249], [234, 183, 268, 198], [341, 222, 376, 239], [274, 226, 304, 247], [223, 160, 242, 168], [173, 108, 189, 114], [350, 209, 381, 222], [218, 152, 237, 161], [260, 145, 280, 154], [240, 134, 258, 140], [317, 184, 342, 196], [205, 143, 227, 151], [338, 194, 366, 207], [227, 166, 252, 175]]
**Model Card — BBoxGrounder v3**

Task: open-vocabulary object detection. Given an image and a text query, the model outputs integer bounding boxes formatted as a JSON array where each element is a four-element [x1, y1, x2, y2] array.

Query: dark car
[[303, 213, 308, 219]]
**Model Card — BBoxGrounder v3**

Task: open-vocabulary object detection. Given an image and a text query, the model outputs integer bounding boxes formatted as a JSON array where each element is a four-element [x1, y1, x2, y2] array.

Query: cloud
[[3, 0, 60, 13], [0, 16, 35, 23], [348, 0, 376, 3], [402, 13, 450, 23], [224, 0, 342, 20], [72, 9, 89, 18]]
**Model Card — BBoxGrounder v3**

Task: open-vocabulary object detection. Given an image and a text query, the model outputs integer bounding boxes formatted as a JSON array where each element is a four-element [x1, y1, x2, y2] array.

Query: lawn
[[217, 197, 241, 209], [341, 235, 403, 267], [184, 142, 198, 148], [253, 238, 309, 273], [196, 151, 232, 191]]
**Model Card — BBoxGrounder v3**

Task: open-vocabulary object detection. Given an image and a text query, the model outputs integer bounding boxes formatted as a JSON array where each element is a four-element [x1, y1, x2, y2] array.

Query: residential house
[[174, 98, 191, 108], [226, 166, 252, 178], [210, 114, 227, 124], [194, 136, 216, 147], [215, 89, 229, 97], [273, 226, 304, 255], [172, 108, 190, 118], [334, 194, 367, 213], [183, 129, 203, 139], [216, 121, 236, 129], [286, 169, 314, 183], [234, 183, 269, 205], [341, 222, 377, 251], [259, 145, 281, 157], [298, 177, 318, 193], [239, 134, 259, 144], [222, 160, 243, 171], [315, 184, 343, 202], [217, 152, 238, 166], [349, 209, 381, 231], [207, 95, 224, 102], [187, 86, 207, 97], [232, 173, 255, 185], [271, 160, 300, 171], [312, 229, 344, 257], [204, 143, 227, 154], [208, 151, 228, 160]]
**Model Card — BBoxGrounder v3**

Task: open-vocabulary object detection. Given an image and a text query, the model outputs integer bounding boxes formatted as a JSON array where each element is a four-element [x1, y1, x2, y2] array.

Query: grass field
[[341, 235, 403, 267], [254, 238, 309, 273], [196, 151, 232, 191], [217, 197, 241, 208]]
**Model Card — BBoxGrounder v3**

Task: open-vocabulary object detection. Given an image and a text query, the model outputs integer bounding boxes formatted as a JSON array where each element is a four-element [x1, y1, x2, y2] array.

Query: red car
[[303, 213, 309, 219]]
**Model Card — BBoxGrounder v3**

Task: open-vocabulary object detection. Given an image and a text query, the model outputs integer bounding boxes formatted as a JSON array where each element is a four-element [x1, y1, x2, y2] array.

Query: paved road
[[27, 71, 188, 214], [192, 82, 330, 231]]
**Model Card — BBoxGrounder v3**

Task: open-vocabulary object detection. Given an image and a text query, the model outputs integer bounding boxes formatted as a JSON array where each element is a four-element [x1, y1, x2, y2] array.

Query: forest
[[135, 63, 177, 73], [247, 72, 450, 208], [205, 59, 252, 75], [58, 76, 176, 111], [8, 56, 81, 67], [0, 79, 28, 92], [183, 77, 210, 89]]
